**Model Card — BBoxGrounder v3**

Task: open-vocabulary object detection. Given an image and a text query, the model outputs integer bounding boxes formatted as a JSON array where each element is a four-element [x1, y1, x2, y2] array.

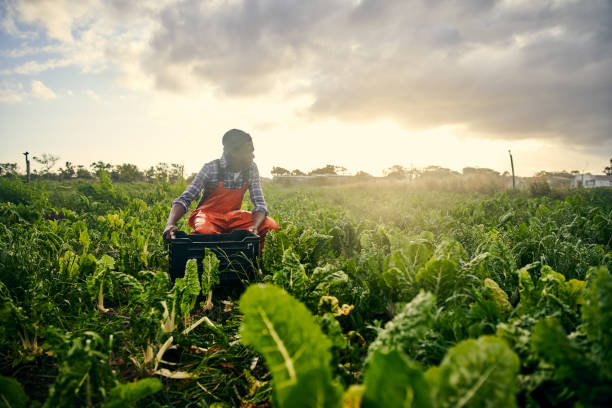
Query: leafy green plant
[[427, 336, 520, 408], [102, 378, 163, 408], [362, 349, 432, 408], [367, 291, 436, 362], [0, 375, 28, 408], [239, 284, 343, 408]]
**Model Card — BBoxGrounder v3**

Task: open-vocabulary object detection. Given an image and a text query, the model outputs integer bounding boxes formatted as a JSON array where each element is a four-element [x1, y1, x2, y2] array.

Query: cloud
[[86, 89, 100, 101], [30, 80, 56, 99], [2, 0, 610, 150], [145, 0, 612, 147], [0, 81, 25, 103]]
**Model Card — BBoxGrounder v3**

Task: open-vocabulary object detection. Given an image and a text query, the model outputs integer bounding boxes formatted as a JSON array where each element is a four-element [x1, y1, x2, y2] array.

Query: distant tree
[[355, 170, 373, 178], [291, 169, 306, 176], [33, 153, 59, 174], [115, 163, 143, 182], [58, 161, 76, 179], [462, 167, 500, 177], [605, 158, 612, 176], [144, 166, 156, 182], [309, 164, 346, 176], [90, 161, 112, 176], [422, 166, 460, 177], [384, 164, 408, 179], [156, 162, 170, 182], [169, 163, 184, 183], [76, 165, 93, 179], [0, 163, 18, 176], [271, 166, 290, 176]]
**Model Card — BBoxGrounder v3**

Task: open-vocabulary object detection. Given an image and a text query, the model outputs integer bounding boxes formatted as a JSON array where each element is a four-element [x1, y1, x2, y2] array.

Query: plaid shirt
[[173, 155, 268, 215]]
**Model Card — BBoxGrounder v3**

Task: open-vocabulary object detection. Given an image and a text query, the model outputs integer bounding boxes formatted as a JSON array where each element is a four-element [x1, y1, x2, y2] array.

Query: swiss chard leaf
[[582, 266, 612, 379], [362, 349, 433, 408], [416, 259, 461, 305], [0, 375, 28, 408], [102, 378, 162, 408], [239, 284, 342, 408], [367, 291, 436, 361], [429, 336, 520, 408]]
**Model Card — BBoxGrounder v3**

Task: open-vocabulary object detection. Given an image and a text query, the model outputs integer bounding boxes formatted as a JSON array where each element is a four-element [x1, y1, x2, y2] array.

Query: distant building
[[571, 174, 612, 188]]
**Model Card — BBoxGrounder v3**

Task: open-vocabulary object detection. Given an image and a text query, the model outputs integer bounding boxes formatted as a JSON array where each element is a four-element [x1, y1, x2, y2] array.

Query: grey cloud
[[146, 0, 612, 146]]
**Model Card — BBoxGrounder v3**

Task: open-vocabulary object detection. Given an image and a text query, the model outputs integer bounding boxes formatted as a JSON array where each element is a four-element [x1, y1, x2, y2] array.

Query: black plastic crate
[[168, 230, 259, 285]]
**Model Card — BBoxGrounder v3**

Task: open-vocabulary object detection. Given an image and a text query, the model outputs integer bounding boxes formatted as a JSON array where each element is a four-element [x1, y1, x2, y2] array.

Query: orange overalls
[[188, 174, 278, 253]]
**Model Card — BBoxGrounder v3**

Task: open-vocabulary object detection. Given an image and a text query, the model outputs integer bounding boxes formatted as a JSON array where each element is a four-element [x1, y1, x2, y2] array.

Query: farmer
[[163, 129, 278, 252]]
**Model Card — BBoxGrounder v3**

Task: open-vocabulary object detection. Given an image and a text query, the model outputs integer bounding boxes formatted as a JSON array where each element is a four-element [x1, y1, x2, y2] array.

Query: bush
[[0, 177, 47, 205]]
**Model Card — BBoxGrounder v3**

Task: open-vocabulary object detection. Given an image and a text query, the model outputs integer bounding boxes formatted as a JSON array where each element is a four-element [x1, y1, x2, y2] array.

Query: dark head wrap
[[222, 129, 252, 152]]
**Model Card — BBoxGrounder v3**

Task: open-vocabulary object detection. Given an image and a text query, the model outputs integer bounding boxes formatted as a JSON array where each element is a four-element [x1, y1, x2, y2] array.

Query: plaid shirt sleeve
[[248, 163, 269, 215], [172, 162, 214, 211]]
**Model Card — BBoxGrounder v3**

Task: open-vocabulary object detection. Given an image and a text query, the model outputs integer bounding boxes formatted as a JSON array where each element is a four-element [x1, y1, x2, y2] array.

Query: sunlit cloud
[[85, 89, 100, 101], [0, 80, 25, 103], [30, 80, 56, 99], [0, 0, 610, 176]]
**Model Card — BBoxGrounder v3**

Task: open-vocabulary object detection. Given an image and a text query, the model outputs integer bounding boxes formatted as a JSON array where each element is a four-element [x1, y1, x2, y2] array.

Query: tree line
[[0, 154, 185, 183]]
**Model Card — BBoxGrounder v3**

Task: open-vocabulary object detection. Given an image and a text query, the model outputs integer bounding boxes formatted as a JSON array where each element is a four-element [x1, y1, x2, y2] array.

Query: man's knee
[[194, 221, 221, 234]]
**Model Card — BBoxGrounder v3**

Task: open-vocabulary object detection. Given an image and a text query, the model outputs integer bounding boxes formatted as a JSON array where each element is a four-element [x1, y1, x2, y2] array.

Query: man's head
[[223, 129, 254, 171]]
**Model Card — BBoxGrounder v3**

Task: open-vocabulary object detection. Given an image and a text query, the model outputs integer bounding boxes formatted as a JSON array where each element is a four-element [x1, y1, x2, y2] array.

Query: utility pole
[[508, 150, 515, 190], [23, 152, 30, 183]]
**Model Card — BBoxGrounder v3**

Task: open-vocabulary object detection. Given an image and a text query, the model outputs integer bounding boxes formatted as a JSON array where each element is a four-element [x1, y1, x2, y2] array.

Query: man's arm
[[163, 203, 186, 242], [163, 162, 211, 242], [247, 163, 269, 234], [249, 211, 266, 234]]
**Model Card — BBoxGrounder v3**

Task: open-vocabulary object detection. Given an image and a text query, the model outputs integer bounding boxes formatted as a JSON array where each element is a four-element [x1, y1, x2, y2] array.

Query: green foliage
[[429, 336, 520, 408], [102, 378, 163, 408], [582, 266, 612, 378], [171, 258, 202, 324], [43, 330, 116, 408], [367, 291, 436, 361], [1, 178, 611, 406], [362, 349, 433, 408], [483, 278, 512, 316], [239, 284, 342, 408], [416, 259, 461, 305], [516, 265, 586, 327], [200, 249, 221, 294], [0, 375, 28, 408], [272, 248, 308, 298]]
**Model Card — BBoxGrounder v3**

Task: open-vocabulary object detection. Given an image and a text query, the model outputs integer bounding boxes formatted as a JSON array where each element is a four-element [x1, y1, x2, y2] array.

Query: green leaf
[[239, 284, 342, 408], [79, 228, 90, 254], [102, 378, 162, 408], [0, 376, 28, 408], [483, 278, 512, 317], [516, 265, 587, 324], [432, 238, 468, 263], [273, 249, 308, 298], [582, 266, 612, 379], [362, 349, 433, 408], [430, 336, 519, 408], [174, 259, 201, 320], [531, 315, 612, 404], [200, 249, 220, 293], [367, 291, 436, 361], [309, 264, 348, 298], [416, 259, 460, 304], [530, 317, 587, 379]]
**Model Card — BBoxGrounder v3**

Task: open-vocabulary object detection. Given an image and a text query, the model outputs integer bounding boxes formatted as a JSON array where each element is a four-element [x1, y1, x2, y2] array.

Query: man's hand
[[249, 211, 266, 236], [163, 224, 178, 242]]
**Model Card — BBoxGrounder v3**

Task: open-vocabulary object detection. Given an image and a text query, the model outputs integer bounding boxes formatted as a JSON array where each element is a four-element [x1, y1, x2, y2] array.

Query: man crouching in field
[[163, 129, 278, 252]]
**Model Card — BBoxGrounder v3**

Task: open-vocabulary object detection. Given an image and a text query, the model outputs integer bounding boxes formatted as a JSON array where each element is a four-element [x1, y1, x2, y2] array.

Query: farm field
[[1, 175, 611, 407]]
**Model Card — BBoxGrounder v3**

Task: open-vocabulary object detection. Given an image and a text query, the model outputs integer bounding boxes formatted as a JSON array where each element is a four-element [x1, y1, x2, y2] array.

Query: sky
[[0, 0, 610, 177]]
